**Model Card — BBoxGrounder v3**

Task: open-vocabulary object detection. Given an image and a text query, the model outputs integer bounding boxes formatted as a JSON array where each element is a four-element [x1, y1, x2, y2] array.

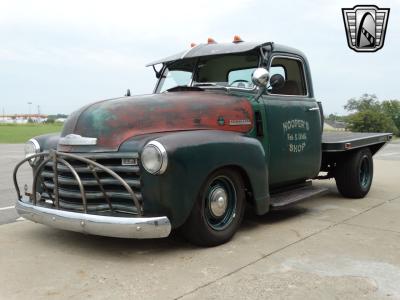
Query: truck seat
[[272, 80, 300, 95]]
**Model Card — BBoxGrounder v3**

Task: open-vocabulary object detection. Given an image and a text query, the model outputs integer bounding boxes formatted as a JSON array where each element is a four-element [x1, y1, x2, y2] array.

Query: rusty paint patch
[[60, 91, 254, 151]]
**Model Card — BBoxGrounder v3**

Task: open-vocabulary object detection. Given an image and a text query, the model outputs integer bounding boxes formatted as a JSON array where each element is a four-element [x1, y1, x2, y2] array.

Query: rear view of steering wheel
[[229, 79, 251, 87]]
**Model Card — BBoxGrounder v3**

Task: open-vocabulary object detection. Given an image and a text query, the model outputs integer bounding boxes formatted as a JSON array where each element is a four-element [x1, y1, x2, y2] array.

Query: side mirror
[[269, 74, 285, 90], [251, 68, 270, 88]]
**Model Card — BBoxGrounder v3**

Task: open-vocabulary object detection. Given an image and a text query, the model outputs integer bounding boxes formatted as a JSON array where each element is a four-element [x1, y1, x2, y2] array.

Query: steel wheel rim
[[359, 156, 371, 189], [204, 175, 237, 231]]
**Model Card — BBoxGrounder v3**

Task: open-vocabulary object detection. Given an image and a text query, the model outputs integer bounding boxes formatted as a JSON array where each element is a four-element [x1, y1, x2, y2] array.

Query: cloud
[[0, 0, 256, 68], [0, 0, 254, 40], [0, 0, 399, 114]]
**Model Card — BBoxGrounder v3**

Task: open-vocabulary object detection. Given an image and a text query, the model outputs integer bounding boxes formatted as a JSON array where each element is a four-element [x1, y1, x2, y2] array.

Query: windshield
[[155, 52, 259, 93]]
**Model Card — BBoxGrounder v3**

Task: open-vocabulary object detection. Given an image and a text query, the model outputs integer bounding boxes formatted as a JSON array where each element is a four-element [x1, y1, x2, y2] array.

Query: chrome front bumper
[[16, 200, 171, 239]]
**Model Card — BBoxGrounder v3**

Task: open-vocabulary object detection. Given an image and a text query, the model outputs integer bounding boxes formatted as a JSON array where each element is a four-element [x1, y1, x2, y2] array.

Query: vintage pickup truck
[[14, 38, 392, 246]]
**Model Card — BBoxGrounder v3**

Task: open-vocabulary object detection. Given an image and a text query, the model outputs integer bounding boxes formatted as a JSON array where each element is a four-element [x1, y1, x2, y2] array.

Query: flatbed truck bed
[[322, 132, 392, 152]]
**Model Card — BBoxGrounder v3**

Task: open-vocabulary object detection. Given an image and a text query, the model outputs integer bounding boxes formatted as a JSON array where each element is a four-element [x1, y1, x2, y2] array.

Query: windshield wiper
[[193, 83, 217, 86], [193, 83, 228, 90], [165, 85, 204, 92]]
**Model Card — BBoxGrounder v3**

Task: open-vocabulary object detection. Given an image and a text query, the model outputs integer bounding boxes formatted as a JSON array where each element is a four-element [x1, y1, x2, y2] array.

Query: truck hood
[[59, 91, 254, 151]]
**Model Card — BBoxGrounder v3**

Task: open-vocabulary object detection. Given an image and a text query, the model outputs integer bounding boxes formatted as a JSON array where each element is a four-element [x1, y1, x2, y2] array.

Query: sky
[[0, 0, 399, 116]]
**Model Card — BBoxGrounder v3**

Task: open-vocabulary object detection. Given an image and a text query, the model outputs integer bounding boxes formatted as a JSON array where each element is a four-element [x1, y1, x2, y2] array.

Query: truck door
[[261, 55, 321, 187]]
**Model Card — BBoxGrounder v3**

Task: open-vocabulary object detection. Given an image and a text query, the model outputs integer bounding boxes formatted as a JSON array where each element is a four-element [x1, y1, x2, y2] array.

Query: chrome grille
[[36, 152, 142, 214]]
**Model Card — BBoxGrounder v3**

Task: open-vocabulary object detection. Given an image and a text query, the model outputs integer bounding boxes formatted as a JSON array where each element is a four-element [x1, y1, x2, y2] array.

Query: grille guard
[[13, 150, 143, 216]]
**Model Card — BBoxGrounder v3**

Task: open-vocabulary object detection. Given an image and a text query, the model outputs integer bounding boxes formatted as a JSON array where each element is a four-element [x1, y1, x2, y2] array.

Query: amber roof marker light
[[233, 35, 244, 43], [191, 37, 242, 47]]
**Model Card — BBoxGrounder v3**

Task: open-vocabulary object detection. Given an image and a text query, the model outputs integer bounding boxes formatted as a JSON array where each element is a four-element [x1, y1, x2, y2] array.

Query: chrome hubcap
[[359, 156, 371, 188], [208, 187, 228, 217], [204, 175, 237, 231]]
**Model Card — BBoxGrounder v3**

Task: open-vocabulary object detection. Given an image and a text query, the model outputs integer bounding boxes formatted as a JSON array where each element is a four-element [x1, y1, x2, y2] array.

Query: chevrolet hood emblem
[[59, 134, 97, 146]]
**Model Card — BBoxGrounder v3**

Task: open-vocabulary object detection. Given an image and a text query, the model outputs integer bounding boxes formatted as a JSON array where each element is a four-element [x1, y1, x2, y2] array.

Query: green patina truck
[[14, 40, 392, 246]]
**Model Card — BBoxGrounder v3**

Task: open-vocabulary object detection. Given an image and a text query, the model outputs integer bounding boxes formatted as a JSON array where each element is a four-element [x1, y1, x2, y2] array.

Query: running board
[[270, 185, 328, 210]]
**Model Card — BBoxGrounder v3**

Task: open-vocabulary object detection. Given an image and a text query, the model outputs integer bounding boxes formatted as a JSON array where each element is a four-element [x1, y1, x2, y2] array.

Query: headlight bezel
[[25, 138, 41, 165], [141, 140, 168, 175]]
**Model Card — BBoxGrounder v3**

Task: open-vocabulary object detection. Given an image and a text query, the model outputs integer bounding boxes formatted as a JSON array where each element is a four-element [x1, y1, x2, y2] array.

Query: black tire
[[181, 168, 246, 247], [334, 148, 373, 198]]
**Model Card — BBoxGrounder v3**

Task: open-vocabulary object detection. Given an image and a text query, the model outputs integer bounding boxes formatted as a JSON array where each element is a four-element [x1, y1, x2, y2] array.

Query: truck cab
[[150, 42, 322, 188], [14, 39, 392, 246]]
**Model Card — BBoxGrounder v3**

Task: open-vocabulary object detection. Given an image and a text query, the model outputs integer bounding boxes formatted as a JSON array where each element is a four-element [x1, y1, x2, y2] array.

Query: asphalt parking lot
[[0, 141, 399, 299]]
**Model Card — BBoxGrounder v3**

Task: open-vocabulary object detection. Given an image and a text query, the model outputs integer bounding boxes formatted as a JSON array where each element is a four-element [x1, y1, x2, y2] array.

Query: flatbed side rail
[[13, 150, 143, 216]]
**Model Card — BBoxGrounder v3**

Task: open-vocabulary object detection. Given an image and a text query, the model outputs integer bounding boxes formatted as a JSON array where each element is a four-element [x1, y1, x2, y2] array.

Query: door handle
[[307, 107, 320, 112]]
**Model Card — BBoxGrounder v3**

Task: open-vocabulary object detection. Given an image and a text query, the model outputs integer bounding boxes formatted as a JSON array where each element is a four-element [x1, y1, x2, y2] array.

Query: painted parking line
[[0, 206, 15, 211], [378, 152, 398, 156]]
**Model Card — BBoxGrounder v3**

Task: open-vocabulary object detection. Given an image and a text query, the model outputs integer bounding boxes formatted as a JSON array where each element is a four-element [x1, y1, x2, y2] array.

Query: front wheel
[[181, 168, 245, 246], [335, 148, 373, 198]]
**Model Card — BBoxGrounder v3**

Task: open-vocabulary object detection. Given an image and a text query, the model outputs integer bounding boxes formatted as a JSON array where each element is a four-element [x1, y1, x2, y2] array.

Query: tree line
[[327, 94, 400, 136]]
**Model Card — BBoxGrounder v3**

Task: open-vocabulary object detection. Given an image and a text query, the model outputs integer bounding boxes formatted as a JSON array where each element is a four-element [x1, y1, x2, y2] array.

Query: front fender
[[32, 133, 60, 151], [140, 130, 270, 228]]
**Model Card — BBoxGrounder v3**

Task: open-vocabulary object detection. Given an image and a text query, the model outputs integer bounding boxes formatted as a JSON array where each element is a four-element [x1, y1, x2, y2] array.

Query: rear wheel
[[181, 168, 245, 246], [335, 148, 373, 198]]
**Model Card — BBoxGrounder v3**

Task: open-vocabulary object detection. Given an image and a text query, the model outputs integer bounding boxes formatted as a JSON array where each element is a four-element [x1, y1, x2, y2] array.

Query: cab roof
[[145, 42, 305, 66]]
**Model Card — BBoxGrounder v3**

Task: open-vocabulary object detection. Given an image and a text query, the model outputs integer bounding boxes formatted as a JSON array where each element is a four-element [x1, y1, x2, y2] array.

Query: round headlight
[[141, 141, 168, 175], [24, 139, 40, 165]]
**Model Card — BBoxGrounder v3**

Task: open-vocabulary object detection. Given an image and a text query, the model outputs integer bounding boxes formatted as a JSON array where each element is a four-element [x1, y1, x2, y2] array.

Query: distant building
[[324, 120, 347, 131], [55, 118, 67, 123], [0, 116, 13, 123], [0, 114, 48, 124]]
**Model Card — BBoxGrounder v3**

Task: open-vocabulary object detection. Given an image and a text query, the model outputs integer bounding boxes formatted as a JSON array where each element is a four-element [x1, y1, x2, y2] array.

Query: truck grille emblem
[[121, 158, 138, 166], [342, 5, 390, 52]]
